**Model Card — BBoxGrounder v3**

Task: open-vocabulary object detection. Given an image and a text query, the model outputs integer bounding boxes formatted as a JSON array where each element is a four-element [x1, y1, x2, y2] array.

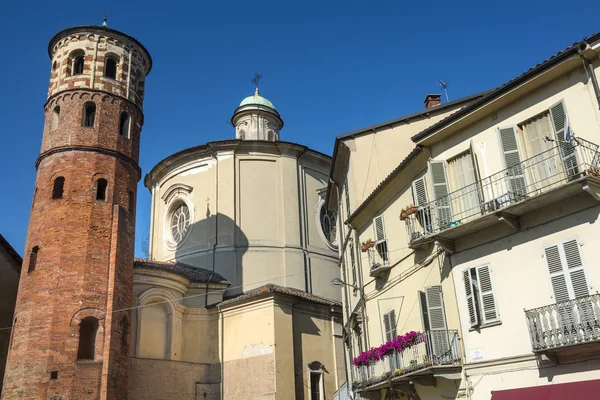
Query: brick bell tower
[[2, 21, 151, 400]]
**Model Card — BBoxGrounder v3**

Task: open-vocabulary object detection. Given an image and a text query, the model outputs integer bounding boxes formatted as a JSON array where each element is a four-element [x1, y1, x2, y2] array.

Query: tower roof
[[239, 88, 276, 111]]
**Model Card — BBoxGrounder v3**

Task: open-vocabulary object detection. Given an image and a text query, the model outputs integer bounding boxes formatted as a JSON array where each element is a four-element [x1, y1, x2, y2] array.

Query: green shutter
[[425, 285, 449, 358], [475, 265, 499, 324], [428, 160, 452, 229], [463, 269, 479, 328]]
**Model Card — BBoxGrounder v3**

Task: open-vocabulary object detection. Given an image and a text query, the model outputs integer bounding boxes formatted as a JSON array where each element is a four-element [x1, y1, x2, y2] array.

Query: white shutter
[[463, 269, 479, 327], [425, 286, 450, 359], [562, 239, 589, 298], [428, 160, 452, 229], [498, 126, 527, 198], [419, 291, 431, 332], [475, 265, 499, 324], [411, 176, 429, 207], [544, 244, 570, 303], [544, 240, 589, 302], [549, 101, 578, 178], [373, 215, 386, 243]]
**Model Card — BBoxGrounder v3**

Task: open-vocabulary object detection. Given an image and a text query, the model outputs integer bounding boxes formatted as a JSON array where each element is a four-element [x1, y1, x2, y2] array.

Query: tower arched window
[[119, 112, 130, 138], [239, 130, 246, 140], [52, 176, 65, 199], [268, 131, 275, 142], [77, 317, 99, 360], [83, 102, 96, 127], [73, 54, 84, 75], [50, 106, 60, 132], [28, 246, 39, 273], [105, 57, 117, 79], [96, 179, 108, 201]]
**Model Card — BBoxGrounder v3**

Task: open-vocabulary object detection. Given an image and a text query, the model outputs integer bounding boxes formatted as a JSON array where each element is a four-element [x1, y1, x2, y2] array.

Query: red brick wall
[[2, 26, 148, 400]]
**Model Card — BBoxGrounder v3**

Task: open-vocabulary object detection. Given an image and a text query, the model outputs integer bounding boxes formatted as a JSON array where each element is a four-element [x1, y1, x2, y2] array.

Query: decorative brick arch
[[70, 308, 106, 362]]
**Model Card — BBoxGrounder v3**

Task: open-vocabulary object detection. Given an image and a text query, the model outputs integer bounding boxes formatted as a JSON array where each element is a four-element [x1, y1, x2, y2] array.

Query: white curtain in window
[[447, 151, 478, 221], [521, 113, 561, 191]]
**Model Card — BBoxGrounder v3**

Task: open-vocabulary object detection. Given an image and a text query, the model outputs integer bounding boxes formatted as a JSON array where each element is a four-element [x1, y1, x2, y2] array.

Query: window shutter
[[419, 291, 431, 332], [383, 311, 397, 342], [373, 215, 386, 242], [383, 313, 391, 341], [549, 101, 578, 178], [544, 244, 571, 303], [463, 269, 479, 328], [425, 286, 449, 358], [562, 239, 589, 299], [411, 176, 429, 207], [475, 265, 498, 324], [428, 160, 452, 228], [498, 126, 527, 197], [469, 140, 484, 205]]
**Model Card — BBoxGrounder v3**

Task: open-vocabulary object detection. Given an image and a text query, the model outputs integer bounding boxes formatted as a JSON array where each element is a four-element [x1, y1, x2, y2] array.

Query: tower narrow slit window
[[128, 191, 134, 212], [82, 102, 96, 127], [77, 317, 99, 360], [119, 112, 130, 138], [96, 179, 108, 201], [28, 246, 39, 273], [52, 176, 65, 199], [105, 57, 117, 79], [51, 106, 60, 132]]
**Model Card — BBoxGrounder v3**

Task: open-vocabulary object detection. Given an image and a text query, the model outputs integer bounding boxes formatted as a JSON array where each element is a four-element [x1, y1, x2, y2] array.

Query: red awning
[[491, 379, 600, 400]]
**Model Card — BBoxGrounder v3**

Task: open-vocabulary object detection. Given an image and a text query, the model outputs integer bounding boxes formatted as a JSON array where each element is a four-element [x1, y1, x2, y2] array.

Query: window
[[105, 57, 117, 79], [419, 286, 451, 359], [121, 316, 129, 350], [51, 106, 60, 132], [239, 130, 246, 140], [73, 53, 84, 75], [77, 317, 99, 360], [383, 310, 397, 342], [268, 130, 275, 141], [309, 371, 323, 400], [50, 371, 58, 380], [463, 265, 499, 328], [119, 112, 130, 138], [170, 203, 191, 244], [28, 246, 39, 273], [52, 61, 57, 72], [373, 215, 389, 266], [319, 203, 337, 246], [52, 176, 65, 199], [82, 102, 96, 127], [447, 149, 480, 221], [96, 179, 107, 201]]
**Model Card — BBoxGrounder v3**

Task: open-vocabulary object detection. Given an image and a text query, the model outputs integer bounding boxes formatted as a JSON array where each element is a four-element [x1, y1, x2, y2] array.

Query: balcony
[[525, 294, 600, 357], [406, 138, 600, 252], [352, 330, 461, 393], [366, 242, 391, 277]]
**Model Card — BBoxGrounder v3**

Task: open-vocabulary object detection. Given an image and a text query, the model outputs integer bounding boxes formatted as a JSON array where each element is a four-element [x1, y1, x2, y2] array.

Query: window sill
[[76, 359, 101, 364], [469, 320, 502, 332]]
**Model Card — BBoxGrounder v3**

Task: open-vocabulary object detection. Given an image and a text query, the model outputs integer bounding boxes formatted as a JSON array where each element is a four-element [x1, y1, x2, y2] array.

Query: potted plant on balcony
[[361, 239, 375, 252], [400, 203, 418, 221]]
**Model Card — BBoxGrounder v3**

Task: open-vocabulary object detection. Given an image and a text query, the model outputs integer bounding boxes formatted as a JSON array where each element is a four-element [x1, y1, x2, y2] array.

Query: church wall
[[148, 143, 340, 302], [182, 309, 219, 363], [128, 357, 220, 400]]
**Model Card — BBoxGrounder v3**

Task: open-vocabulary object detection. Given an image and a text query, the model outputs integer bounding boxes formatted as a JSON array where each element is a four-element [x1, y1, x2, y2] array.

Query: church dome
[[239, 88, 276, 111]]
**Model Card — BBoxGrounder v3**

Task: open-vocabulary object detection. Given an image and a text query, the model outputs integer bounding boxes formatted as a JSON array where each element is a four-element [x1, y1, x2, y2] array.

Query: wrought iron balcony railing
[[406, 138, 600, 243], [367, 243, 390, 276], [352, 330, 460, 390], [525, 293, 600, 352]]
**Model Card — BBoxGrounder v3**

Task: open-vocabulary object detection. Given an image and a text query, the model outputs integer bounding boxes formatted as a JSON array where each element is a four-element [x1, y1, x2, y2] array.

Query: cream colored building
[[128, 89, 346, 399], [328, 32, 600, 400]]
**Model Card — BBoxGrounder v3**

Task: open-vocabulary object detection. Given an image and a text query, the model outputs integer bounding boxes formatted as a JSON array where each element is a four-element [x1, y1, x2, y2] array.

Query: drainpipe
[[578, 42, 600, 110], [330, 178, 355, 384], [206, 144, 219, 305], [296, 146, 310, 292]]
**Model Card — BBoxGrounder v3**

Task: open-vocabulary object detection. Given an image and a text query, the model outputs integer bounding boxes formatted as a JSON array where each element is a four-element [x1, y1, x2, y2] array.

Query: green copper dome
[[239, 88, 276, 110]]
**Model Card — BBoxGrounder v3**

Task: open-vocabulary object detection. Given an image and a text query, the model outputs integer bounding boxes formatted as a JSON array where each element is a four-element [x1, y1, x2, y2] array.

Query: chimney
[[424, 94, 442, 109]]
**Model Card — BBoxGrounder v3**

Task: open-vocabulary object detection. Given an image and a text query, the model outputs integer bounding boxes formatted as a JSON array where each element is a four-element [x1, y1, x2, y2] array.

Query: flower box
[[361, 241, 375, 252], [400, 206, 418, 221]]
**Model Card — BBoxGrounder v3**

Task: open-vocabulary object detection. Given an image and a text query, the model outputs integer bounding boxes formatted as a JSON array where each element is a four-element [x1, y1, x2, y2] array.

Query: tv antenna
[[438, 80, 449, 102]]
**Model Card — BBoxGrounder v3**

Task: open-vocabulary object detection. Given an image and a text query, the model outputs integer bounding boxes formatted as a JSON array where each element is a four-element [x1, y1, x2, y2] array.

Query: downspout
[[578, 43, 600, 110], [206, 144, 219, 305], [296, 147, 310, 293], [347, 220, 370, 350], [331, 179, 354, 383]]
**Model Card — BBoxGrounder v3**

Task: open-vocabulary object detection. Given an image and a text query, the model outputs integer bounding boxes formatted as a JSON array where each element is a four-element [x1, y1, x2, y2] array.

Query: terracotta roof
[[412, 32, 600, 143], [347, 146, 423, 223], [219, 283, 341, 307], [0, 234, 22, 273], [134, 258, 230, 284]]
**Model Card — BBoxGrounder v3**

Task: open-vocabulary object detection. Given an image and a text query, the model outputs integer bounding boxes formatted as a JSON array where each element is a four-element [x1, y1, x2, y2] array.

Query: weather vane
[[102, 12, 108, 27], [251, 73, 262, 91]]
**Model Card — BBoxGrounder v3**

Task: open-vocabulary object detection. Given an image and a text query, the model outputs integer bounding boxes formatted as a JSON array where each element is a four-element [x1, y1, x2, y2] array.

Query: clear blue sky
[[1, 0, 599, 257]]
